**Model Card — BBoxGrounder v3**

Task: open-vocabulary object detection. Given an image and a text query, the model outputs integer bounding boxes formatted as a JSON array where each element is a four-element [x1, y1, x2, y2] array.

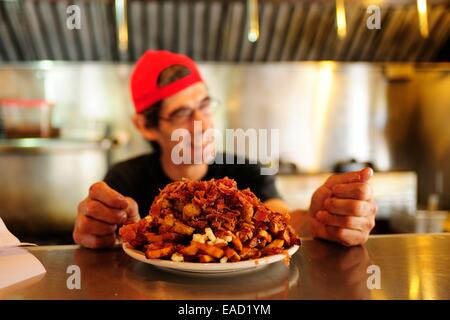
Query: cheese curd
[[205, 228, 216, 242], [192, 233, 208, 244], [171, 253, 184, 262]]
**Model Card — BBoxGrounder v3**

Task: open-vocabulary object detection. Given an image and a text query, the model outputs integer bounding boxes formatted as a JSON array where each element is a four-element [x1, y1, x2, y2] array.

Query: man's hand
[[309, 168, 377, 246], [73, 182, 140, 249]]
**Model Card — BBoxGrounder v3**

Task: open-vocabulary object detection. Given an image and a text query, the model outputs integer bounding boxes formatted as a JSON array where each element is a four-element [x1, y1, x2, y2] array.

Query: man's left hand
[[309, 168, 377, 246]]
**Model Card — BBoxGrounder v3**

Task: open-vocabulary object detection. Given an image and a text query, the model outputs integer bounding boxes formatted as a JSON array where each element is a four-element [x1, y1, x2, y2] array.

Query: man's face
[[134, 82, 216, 162]]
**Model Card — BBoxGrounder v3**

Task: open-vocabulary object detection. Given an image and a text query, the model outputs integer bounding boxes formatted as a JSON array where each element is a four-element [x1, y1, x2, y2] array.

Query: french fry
[[179, 244, 199, 256], [145, 241, 164, 250], [224, 247, 240, 262], [213, 241, 228, 248], [281, 229, 291, 246], [239, 247, 259, 260], [231, 236, 243, 252], [264, 247, 283, 255], [171, 221, 195, 236], [145, 245, 175, 259], [198, 254, 215, 263], [258, 229, 272, 242], [266, 239, 284, 249], [162, 232, 182, 241], [248, 236, 259, 248], [144, 232, 164, 243], [192, 241, 224, 259]]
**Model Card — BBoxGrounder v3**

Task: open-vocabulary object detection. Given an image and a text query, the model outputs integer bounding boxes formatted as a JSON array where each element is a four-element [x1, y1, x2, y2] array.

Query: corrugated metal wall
[[0, 0, 449, 62]]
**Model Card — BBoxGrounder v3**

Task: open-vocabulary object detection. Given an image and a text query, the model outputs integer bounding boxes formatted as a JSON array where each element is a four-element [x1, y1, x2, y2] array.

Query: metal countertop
[[1, 233, 449, 300]]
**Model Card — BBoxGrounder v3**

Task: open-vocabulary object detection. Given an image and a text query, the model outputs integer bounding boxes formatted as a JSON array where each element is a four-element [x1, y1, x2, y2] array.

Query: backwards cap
[[130, 50, 203, 113]]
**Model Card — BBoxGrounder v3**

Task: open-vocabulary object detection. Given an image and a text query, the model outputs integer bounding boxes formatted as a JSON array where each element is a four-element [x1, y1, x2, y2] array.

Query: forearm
[[263, 198, 311, 237], [263, 198, 290, 214], [289, 209, 311, 237]]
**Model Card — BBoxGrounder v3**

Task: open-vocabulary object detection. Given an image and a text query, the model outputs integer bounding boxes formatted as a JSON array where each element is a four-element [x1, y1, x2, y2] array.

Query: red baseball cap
[[130, 50, 204, 113]]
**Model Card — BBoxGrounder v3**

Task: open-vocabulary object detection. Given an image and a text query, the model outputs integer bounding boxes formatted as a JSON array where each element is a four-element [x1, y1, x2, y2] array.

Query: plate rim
[[122, 242, 300, 272]]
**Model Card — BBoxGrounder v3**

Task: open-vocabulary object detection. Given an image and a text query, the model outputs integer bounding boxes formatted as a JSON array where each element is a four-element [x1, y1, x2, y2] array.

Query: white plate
[[122, 243, 300, 274]]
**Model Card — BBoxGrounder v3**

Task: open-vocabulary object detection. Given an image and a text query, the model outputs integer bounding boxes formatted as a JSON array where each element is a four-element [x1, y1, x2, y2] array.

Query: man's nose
[[190, 110, 211, 132], [192, 109, 205, 122]]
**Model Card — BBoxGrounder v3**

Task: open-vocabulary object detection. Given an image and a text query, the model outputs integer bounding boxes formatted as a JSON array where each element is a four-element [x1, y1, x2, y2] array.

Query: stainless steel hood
[[0, 0, 449, 62]]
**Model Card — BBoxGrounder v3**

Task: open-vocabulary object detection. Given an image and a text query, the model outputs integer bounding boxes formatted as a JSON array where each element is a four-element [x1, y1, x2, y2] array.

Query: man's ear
[[132, 114, 159, 141]]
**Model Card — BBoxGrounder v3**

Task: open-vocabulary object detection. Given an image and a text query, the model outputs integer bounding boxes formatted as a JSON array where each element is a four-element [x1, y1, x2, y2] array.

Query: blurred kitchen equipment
[[0, 99, 55, 138], [415, 211, 448, 233], [333, 158, 375, 173], [0, 138, 112, 242], [427, 171, 444, 210], [390, 210, 449, 234], [0, 112, 4, 138], [276, 171, 417, 220], [278, 160, 299, 175]]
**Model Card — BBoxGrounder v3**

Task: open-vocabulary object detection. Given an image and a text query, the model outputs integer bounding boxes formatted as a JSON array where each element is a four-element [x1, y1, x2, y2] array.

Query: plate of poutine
[[123, 242, 299, 274], [120, 177, 301, 274]]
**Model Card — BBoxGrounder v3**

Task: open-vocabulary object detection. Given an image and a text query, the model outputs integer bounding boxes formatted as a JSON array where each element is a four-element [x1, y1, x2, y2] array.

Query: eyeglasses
[[159, 97, 220, 125]]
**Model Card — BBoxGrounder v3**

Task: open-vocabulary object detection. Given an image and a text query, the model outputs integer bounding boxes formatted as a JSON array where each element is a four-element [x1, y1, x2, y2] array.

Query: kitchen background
[[0, 0, 449, 243]]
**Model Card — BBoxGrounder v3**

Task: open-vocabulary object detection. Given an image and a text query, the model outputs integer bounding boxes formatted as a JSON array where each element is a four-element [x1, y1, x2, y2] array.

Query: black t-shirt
[[103, 152, 281, 217]]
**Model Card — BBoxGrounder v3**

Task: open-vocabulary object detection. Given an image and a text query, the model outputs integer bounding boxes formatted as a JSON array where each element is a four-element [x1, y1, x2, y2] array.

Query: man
[[73, 50, 377, 249]]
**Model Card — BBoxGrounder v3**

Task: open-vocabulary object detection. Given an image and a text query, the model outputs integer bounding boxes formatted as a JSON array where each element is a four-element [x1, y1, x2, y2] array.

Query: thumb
[[124, 197, 140, 224]]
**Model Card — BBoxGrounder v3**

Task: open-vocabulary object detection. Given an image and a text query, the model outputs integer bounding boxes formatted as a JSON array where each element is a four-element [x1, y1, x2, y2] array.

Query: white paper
[[0, 218, 46, 289], [0, 247, 46, 289]]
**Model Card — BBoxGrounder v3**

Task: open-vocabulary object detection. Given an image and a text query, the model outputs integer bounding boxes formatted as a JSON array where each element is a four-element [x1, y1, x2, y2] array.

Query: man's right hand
[[73, 182, 140, 249]]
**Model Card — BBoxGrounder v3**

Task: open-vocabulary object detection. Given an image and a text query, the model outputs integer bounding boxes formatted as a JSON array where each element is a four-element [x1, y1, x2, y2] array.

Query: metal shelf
[[0, 138, 113, 153]]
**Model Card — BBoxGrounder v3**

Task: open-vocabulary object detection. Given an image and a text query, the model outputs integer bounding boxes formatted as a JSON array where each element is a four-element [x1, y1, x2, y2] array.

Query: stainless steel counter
[[1, 234, 449, 300]]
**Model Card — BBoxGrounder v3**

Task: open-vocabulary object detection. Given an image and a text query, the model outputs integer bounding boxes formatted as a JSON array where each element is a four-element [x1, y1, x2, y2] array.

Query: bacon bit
[[119, 223, 138, 243], [254, 208, 270, 222], [150, 204, 161, 217]]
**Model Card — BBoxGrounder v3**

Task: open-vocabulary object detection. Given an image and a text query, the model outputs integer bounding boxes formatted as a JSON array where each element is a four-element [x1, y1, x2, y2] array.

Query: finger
[[359, 167, 373, 183], [89, 181, 128, 209], [124, 197, 141, 224], [310, 217, 368, 246], [73, 231, 116, 249], [316, 211, 375, 231], [324, 226, 368, 246], [324, 167, 373, 188], [76, 213, 117, 236], [331, 182, 373, 201], [310, 185, 333, 215], [79, 199, 127, 225], [324, 198, 376, 217]]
